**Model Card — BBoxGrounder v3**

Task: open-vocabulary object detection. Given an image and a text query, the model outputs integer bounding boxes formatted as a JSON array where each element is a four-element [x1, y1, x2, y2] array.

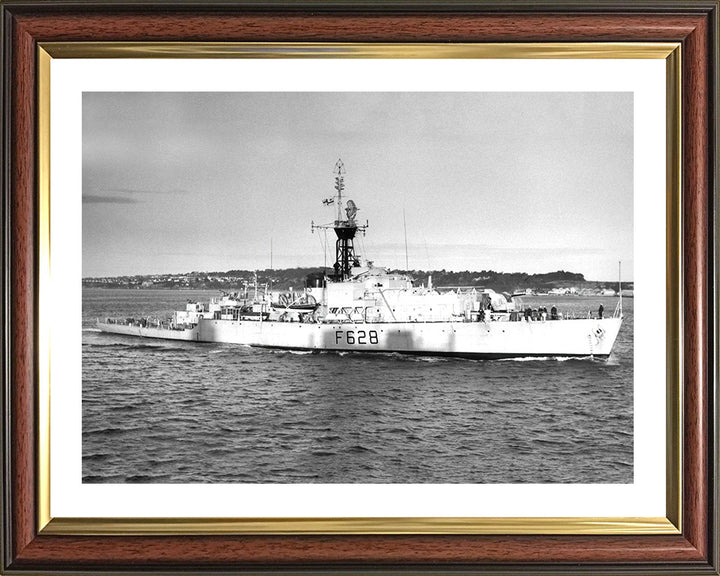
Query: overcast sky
[[83, 92, 633, 280]]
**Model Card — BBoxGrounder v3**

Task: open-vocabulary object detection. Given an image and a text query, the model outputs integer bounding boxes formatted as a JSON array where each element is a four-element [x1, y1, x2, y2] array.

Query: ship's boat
[[271, 292, 318, 311], [97, 160, 624, 359]]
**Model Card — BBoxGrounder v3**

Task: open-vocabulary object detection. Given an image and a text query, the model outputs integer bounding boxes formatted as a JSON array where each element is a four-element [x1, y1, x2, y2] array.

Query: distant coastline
[[83, 267, 634, 297]]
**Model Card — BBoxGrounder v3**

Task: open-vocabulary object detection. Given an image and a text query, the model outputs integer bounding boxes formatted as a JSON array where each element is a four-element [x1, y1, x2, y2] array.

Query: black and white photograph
[[9, 0, 720, 571], [81, 91, 634, 485]]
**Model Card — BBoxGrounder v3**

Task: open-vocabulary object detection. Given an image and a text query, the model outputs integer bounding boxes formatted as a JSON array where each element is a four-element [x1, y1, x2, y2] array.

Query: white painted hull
[[95, 322, 199, 341], [97, 316, 623, 359]]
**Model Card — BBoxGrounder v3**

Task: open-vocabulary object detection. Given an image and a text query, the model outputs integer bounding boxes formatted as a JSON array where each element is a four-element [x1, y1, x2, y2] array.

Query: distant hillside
[[83, 267, 632, 294]]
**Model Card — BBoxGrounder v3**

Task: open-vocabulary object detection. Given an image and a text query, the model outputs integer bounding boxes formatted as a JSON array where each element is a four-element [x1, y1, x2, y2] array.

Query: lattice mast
[[311, 159, 368, 281]]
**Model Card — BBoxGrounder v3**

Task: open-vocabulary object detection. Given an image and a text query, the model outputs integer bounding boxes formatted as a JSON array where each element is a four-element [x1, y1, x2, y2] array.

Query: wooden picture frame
[[1, 1, 717, 573]]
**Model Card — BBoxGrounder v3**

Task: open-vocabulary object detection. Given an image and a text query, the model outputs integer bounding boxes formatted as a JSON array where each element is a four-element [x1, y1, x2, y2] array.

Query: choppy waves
[[82, 289, 634, 484]]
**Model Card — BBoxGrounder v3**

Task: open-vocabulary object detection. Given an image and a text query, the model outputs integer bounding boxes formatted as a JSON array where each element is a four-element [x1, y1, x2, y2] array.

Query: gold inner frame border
[[36, 41, 682, 536]]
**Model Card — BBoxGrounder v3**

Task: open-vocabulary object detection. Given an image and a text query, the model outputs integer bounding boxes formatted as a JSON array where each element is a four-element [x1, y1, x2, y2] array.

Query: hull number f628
[[335, 330, 379, 345]]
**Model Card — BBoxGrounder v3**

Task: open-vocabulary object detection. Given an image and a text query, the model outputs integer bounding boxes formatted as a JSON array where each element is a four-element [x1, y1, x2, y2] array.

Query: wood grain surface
[[2, 3, 717, 573], [9, 11, 38, 566], [681, 12, 710, 561], [10, 12, 709, 42]]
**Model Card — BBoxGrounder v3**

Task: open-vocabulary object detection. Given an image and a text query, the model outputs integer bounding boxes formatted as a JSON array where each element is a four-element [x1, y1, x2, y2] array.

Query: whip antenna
[[403, 207, 409, 272], [618, 260, 623, 316]]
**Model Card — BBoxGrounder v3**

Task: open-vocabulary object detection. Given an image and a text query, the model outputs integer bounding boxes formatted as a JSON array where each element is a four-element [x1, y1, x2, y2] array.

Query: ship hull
[[94, 322, 199, 341], [96, 316, 622, 359]]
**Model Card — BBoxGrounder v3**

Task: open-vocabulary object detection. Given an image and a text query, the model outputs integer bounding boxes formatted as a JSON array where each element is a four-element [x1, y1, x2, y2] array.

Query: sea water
[[82, 289, 633, 483]]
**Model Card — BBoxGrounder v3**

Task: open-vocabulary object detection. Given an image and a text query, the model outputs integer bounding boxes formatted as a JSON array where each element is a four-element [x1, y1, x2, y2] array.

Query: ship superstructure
[[97, 160, 623, 359]]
